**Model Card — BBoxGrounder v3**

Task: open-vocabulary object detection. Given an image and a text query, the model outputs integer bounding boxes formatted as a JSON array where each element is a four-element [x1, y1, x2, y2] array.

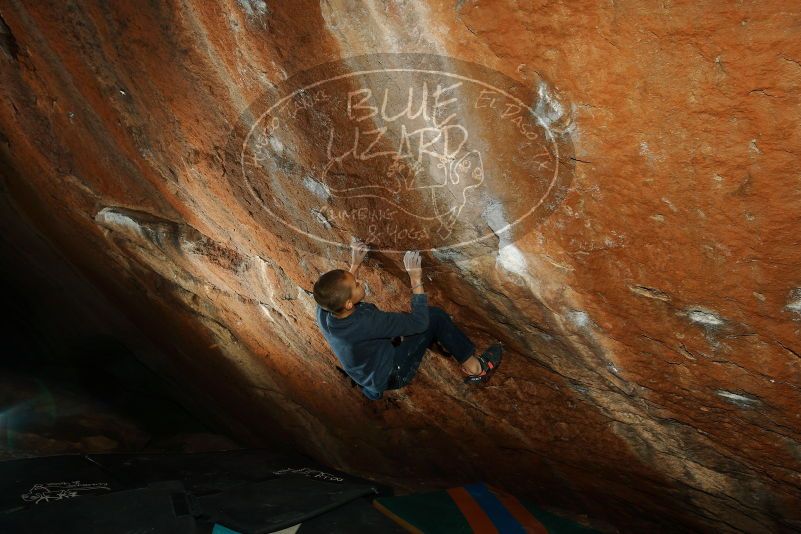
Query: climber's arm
[[364, 293, 430, 338]]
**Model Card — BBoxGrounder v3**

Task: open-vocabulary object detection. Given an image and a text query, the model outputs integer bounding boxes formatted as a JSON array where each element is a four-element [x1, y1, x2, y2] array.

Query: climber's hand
[[350, 236, 370, 265], [350, 236, 369, 274], [403, 250, 422, 280]]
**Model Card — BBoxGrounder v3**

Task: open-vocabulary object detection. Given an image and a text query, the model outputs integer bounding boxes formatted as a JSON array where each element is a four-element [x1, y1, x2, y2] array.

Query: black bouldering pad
[[0, 454, 120, 514], [0, 481, 196, 534], [87, 449, 296, 495], [0, 450, 388, 533], [198, 475, 375, 533]]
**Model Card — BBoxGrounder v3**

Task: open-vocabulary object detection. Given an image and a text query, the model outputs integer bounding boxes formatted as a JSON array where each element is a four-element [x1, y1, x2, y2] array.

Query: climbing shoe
[[463, 343, 503, 384]]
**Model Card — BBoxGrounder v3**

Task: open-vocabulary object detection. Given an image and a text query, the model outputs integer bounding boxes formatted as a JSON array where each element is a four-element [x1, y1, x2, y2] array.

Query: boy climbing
[[313, 237, 503, 400]]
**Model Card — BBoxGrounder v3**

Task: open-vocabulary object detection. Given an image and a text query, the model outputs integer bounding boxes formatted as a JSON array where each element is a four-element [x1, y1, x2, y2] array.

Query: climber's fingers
[[350, 236, 370, 256], [403, 250, 422, 272]]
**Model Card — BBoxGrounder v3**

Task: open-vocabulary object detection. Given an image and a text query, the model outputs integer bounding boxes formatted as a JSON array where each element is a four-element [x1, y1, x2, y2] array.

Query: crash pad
[[0, 450, 387, 533], [373, 482, 599, 533]]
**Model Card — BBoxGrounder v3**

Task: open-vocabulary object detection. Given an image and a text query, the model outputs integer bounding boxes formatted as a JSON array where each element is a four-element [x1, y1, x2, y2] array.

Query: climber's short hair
[[313, 269, 352, 313]]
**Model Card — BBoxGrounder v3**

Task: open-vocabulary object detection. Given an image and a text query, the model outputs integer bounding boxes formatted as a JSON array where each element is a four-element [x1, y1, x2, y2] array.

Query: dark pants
[[385, 306, 476, 390]]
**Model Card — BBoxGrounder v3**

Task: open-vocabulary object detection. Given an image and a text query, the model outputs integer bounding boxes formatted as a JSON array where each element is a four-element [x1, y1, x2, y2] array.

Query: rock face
[[1, 1, 800, 531]]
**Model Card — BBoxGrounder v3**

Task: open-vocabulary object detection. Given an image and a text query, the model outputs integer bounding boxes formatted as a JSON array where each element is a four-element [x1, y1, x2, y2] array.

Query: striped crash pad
[[373, 482, 598, 533]]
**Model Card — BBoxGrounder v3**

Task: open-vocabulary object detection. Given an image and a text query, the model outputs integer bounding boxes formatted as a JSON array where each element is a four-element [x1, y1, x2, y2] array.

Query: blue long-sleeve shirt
[[316, 293, 430, 400]]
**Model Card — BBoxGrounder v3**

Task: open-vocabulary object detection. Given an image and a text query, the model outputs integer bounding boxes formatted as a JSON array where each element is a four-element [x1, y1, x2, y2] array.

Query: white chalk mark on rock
[[566, 309, 592, 329], [715, 390, 761, 408], [497, 244, 528, 276], [95, 207, 147, 240], [269, 135, 284, 154], [311, 208, 333, 229], [238, 0, 268, 18], [532, 81, 564, 132], [303, 176, 331, 201], [482, 197, 528, 276], [686, 308, 726, 327], [785, 288, 801, 318]]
